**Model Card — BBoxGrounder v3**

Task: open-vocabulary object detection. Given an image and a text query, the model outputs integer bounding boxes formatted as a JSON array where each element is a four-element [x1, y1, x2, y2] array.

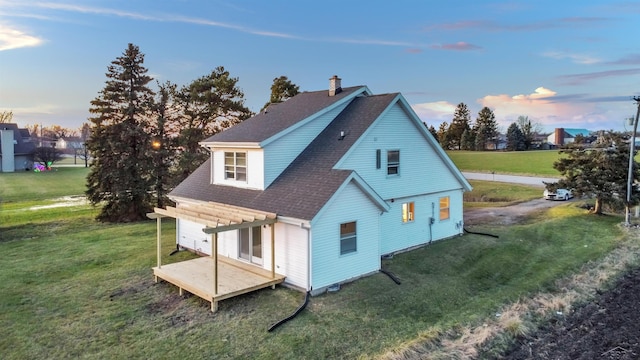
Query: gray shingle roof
[[170, 93, 398, 220], [202, 86, 366, 143]]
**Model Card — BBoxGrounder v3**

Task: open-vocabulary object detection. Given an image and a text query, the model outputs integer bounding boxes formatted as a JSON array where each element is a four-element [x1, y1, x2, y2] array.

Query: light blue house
[[155, 76, 472, 301]]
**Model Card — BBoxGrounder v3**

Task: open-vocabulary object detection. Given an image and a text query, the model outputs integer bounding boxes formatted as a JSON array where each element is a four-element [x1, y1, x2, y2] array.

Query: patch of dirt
[[500, 268, 640, 360], [466, 198, 640, 359], [465, 198, 570, 225]]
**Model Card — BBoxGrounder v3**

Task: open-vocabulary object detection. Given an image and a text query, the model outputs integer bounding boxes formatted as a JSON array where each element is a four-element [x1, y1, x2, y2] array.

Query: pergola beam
[[202, 218, 277, 234]]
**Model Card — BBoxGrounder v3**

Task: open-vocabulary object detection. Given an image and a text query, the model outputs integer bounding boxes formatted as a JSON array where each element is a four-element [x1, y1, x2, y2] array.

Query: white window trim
[[224, 151, 247, 182], [340, 221, 357, 255], [387, 149, 400, 176]]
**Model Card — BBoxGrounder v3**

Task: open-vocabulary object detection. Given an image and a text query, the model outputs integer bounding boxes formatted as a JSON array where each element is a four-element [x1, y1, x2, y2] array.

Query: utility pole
[[625, 96, 640, 226]]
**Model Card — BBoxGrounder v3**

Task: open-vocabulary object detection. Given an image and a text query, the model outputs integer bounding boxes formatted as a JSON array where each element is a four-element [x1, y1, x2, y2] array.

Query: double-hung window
[[439, 196, 450, 221], [224, 152, 247, 182], [402, 202, 415, 223], [387, 150, 399, 175], [340, 221, 357, 255]]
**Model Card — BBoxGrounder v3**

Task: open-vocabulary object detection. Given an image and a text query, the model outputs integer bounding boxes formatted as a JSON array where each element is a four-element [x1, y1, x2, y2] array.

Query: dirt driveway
[[464, 198, 572, 226]]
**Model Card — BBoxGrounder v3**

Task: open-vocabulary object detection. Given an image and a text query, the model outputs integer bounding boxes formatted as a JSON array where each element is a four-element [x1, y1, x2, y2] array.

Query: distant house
[[56, 136, 84, 154], [0, 123, 35, 172], [547, 128, 591, 147], [149, 76, 472, 311]]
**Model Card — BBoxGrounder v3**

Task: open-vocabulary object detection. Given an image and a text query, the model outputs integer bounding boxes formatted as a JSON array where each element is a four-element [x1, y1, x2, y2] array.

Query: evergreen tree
[[427, 124, 438, 143], [460, 128, 475, 150], [550, 132, 640, 214], [473, 124, 487, 151], [260, 76, 300, 112], [85, 43, 155, 222], [448, 103, 471, 150], [173, 66, 252, 182], [506, 122, 525, 151], [474, 107, 498, 150], [437, 121, 451, 149], [151, 81, 177, 207]]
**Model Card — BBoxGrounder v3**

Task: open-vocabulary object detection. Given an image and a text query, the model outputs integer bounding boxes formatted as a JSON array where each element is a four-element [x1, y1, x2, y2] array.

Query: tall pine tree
[[474, 107, 498, 150], [448, 103, 471, 150], [260, 76, 300, 112], [86, 43, 155, 222], [172, 66, 253, 182]]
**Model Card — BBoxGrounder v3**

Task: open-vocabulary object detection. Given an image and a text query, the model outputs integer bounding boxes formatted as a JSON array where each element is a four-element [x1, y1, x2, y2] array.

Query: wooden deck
[[153, 256, 285, 312]]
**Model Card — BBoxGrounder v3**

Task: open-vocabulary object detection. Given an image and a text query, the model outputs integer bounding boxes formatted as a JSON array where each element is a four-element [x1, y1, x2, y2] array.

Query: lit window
[[224, 152, 247, 181], [387, 150, 399, 175], [439, 196, 450, 221], [402, 202, 415, 223], [340, 222, 357, 255]]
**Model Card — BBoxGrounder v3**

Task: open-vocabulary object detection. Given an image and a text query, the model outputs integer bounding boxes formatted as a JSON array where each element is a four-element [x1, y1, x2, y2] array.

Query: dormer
[[199, 77, 372, 191], [203, 142, 265, 190]]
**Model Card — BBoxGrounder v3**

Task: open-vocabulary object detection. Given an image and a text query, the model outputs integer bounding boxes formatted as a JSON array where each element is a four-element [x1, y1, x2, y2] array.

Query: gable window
[[340, 221, 357, 255], [224, 152, 247, 182], [402, 202, 415, 223], [439, 196, 450, 221], [387, 150, 399, 175]]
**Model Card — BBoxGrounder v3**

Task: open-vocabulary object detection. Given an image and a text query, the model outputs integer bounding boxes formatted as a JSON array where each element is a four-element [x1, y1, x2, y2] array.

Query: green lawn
[[465, 180, 542, 207], [0, 158, 634, 359], [447, 150, 563, 176]]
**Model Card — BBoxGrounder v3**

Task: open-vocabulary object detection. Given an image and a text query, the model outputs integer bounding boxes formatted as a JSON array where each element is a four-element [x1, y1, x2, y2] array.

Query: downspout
[[429, 202, 435, 244], [302, 223, 312, 293]]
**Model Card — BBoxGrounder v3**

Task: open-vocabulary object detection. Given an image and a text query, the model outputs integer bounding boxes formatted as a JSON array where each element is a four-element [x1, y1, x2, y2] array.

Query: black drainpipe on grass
[[267, 290, 310, 332]]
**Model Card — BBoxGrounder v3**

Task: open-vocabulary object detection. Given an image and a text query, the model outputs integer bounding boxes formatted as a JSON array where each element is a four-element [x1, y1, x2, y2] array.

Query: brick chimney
[[329, 75, 342, 96]]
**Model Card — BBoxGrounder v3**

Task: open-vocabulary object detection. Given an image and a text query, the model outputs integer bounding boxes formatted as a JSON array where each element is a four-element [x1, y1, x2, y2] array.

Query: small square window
[[387, 150, 399, 175], [224, 152, 247, 182], [439, 196, 450, 221], [402, 202, 415, 223], [340, 222, 357, 255]]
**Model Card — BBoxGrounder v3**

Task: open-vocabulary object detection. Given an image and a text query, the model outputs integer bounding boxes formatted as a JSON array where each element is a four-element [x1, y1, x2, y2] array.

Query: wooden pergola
[[147, 202, 284, 312]]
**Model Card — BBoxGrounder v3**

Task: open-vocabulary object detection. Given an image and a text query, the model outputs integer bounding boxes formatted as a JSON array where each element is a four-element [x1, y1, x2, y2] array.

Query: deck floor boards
[[153, 256, 285, 310]]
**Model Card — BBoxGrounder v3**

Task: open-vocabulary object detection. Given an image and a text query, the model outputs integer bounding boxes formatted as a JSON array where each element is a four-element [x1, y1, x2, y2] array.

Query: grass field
[[447, 150, 563, 176], [0, 158, 634, 358]]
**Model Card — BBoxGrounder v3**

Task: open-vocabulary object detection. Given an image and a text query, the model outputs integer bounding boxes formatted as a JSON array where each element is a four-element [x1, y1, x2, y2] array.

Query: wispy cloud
[[542, 51, 601, 65], [0, 24, 43, 51], [557, 68, 640, 85], [606, 54, 640, 65], [5, 2, 421, 48], [430, 41, 481, 51], [424, 17, 610, 32]]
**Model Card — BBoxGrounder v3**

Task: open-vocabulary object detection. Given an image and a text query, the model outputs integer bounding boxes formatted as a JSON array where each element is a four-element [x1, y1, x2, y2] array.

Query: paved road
[[463, 172, 560, 187]]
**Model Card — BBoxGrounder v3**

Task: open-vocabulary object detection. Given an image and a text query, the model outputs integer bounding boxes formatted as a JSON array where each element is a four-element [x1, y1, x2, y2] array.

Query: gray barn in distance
[[0, 123, 35, 172]]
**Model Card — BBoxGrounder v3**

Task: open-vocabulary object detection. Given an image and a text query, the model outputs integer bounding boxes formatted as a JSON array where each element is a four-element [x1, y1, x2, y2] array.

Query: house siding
[[337, 103, 465, 254], [263, 102, 350, 187], [338, 104, 462, 200], [177, 219, 212, 255], [379, 190, 463, 254], [211, 148, 264, 189], [310, 180, 380, 291], [273, 222, 309, 290]]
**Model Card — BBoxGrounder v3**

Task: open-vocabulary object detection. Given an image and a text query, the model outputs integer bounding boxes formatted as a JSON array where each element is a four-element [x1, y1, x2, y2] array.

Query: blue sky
[[1, 1, 640, 134]]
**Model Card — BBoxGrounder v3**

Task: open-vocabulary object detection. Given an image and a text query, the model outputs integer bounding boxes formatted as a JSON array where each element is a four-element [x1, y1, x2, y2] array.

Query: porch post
[[271, 223, 275, 279], [213, 232, 218, 295], [156, 217, 162, 269]]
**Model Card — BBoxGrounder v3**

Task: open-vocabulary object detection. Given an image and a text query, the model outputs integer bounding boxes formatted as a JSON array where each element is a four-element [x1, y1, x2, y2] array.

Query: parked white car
[[543, 188, 573, 201]]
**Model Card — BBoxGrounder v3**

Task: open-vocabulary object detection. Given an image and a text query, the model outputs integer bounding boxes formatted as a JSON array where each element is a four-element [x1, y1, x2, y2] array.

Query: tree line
[[426, 103, 542, 151], [85, 43, 298, 222]]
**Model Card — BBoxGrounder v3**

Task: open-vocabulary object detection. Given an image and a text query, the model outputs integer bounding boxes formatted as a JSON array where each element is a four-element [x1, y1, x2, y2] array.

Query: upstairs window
[[439, 196, 450, 221], [224, 152, 247, 182], [402, 202, 415, 223], [387, 150, 399, 175], [340, 221, 357, 255]]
